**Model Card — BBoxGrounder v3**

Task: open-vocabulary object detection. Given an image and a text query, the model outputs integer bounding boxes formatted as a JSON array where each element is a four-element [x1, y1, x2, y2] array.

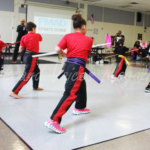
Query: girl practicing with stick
[[44, 14, 93, 134], [111, 39, 130, 80]]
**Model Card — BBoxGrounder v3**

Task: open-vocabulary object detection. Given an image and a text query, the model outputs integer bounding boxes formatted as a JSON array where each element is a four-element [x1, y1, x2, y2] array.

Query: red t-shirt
[[57, 32, 93, 62], [0, 40, 6, 52], [20, 32, 42, 53]]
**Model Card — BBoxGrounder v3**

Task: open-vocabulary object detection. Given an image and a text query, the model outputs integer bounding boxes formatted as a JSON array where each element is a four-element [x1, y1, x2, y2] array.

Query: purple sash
[[148, 66, 150, 73], [58, 57, 101, 84]]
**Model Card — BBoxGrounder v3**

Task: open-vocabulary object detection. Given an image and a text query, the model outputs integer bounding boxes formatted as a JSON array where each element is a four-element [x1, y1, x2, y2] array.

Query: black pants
[[12, 43, 20, 61], [12, 53, 40, 94], [115, 55, 118, 62], [140, 49, 146, 58], [113, 57, 127, 77], [51, 62, 87, 124], [134, 51, 138, 60]]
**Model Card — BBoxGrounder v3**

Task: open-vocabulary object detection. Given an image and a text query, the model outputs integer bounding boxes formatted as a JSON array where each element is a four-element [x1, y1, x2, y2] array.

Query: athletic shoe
[[44, 119, 66, 134], [111, 74, 114, 78], [145, 85, 150, 93], [73, 108, 90, 115], [11, 60, 16, 63], [119, 75, 126, 79], [111, 75, 117, 80], [95, 61, 99, 64]]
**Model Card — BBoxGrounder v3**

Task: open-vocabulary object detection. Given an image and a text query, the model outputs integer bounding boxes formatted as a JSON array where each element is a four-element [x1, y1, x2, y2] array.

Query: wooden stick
[[127, 49, 139, 53], [105, 54, 117, 59], [105, 49, 139, 59]]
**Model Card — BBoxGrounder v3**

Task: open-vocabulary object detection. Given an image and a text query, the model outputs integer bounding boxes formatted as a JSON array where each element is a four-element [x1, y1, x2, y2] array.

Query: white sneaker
[[111, 75, 117, 80], [95, 61, 99, 64], [119, 75, 126, 79], [111, 75, 114, 78]]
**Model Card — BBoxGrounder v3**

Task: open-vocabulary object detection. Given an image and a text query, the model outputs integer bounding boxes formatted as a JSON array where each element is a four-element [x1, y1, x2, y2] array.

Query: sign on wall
[[34, 16, 72, 35], [93, 27, 99, 35]]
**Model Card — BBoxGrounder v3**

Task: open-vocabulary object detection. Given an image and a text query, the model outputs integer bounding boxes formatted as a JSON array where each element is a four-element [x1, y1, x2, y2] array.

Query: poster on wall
[[138, 34, 142, 40], [34, 16, 72, 35], [93, 27, 99, 35]]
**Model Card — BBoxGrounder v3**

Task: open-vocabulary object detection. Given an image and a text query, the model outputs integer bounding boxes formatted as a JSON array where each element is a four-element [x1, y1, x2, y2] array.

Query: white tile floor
[[0, 57, 150, 150]]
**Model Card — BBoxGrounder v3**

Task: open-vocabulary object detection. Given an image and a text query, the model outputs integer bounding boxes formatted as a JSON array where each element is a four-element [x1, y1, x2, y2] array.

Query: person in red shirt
[[44, 14, 93, 133], [9, 22, 43, 99], [0, 35, 7, 73]]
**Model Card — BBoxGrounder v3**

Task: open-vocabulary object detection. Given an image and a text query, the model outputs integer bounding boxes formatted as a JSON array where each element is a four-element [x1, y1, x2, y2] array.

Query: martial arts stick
[[104, 54, 117, 59], [32, 43, 111, 58], [92, 43, 111, 48], [32, 52, 58, 58], [105, 49, 139, 59], [7, 41, 20, 46], [127, 49, 139, 53]]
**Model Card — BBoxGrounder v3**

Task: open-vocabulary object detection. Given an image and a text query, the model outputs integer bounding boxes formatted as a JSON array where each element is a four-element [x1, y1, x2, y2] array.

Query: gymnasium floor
[[1, 56, 150, 150]]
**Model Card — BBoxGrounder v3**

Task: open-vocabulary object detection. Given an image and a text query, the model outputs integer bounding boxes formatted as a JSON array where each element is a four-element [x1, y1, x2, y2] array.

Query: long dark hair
[[134, 41, 140, 48], [72, 14, 86, 29]]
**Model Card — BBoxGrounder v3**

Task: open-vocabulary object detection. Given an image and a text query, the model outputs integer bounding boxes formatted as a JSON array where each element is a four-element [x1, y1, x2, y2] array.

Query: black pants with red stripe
[[51, 62, 87, 124], [12, 53, 40, 94], [114, 57, 127, 77]]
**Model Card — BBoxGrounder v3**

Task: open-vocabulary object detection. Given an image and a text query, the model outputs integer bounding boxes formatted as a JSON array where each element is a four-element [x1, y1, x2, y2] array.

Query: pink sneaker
[[44, 119, 66, 134], [73, 108, 90, 115]]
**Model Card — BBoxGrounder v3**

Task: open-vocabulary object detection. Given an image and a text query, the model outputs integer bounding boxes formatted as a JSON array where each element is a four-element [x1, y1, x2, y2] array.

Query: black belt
[[25, 50, 37, 55]]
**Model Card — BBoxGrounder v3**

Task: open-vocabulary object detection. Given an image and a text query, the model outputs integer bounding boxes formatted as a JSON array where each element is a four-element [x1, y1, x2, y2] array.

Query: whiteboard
[[27, 5, 75, 53]]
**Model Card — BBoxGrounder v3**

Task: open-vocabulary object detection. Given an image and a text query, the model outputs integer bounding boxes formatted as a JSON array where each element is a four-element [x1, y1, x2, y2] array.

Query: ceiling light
[[130, 2, 138, 4], [119, 5, 132, 8]]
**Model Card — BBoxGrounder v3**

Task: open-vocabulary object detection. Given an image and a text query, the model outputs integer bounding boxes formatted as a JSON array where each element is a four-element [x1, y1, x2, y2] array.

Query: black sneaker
[[145, 85, 150, 93]]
